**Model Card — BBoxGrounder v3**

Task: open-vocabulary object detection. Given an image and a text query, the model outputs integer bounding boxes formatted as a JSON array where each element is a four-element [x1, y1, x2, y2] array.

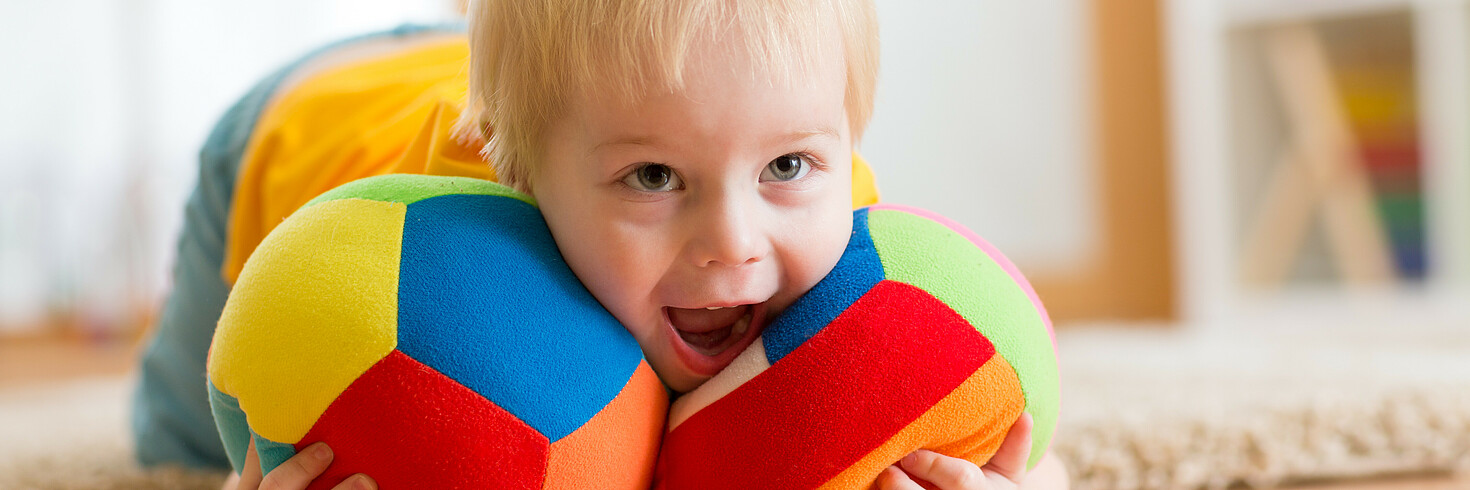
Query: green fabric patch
[[867, 209, 1060, 469], [305, 175, 535, 209]]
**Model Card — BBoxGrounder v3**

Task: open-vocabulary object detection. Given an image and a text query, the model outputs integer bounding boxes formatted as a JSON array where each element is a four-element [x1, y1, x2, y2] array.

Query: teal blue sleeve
[[129, 54, 284, 469]]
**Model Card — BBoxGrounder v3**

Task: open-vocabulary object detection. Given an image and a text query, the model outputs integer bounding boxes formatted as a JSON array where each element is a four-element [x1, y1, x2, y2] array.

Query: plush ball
[[656, 204, 1060, 489], [206, 175, 667, 489]]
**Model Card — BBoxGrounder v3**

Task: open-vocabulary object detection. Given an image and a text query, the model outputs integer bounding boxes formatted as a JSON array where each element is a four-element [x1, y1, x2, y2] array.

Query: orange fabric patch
[[818, 355, 1026, 489], [544, 361, 667, 490]]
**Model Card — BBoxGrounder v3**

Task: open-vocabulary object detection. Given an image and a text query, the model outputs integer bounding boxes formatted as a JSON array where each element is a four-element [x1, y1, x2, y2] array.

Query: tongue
[[669, 305, 751, 354], [677, 326, 733, 352]]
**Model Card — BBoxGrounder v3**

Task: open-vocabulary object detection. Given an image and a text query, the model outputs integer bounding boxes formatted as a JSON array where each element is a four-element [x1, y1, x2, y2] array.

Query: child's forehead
[[569, 51, 848, 138], [579, 41, 846, 120], [567, 3, 847, 110]]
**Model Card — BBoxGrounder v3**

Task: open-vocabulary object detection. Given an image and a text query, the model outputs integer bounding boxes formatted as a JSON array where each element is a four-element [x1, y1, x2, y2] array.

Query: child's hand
[[221, 438, 376, 490], [873, 412, 1039, 490]]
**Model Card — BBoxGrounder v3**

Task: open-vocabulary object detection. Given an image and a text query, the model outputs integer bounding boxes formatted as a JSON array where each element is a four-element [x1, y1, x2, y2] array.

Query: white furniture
[[1166, 0, 1470, 330]]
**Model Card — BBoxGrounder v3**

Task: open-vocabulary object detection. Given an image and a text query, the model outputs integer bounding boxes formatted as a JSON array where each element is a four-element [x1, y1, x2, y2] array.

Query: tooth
[[732, 314, 751, 337], [706, 306, 722, 310]]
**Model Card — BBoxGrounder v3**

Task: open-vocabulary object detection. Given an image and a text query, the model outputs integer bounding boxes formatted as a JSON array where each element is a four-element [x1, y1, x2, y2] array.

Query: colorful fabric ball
[[656, 204, 1060, 489], [206, 175, 667, 489]]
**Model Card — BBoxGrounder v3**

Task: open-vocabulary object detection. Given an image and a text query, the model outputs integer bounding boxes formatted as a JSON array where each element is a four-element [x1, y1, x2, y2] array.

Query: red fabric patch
[[298, 350, 549, 489], [655, 280, 994, 489]]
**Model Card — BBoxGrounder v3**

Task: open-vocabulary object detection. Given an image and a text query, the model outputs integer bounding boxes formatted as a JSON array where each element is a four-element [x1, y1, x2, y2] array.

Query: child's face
[[530, 34, 854, 393]]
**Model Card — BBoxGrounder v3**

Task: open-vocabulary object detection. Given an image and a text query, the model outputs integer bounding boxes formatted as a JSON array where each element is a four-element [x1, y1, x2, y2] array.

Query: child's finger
[[982, 412, 1034, 483], [259, 442, 334, 490], [235, 438, 263, 490], [898, 450, 983, 489], [873, 465, 929, 490], [330, 474, 377, 490]]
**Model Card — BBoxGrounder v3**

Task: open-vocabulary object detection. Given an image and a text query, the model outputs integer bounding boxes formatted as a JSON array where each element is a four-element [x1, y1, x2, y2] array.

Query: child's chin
[[661, 371, 713, 395]]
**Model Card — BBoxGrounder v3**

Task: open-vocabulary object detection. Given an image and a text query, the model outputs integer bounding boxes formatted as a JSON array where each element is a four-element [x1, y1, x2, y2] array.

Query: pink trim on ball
[[866, 204, 1057, 348]]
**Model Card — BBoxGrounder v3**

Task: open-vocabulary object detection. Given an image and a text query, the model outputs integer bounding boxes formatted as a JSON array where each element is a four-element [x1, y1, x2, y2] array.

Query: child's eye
[[759, 153, 811, 182], [623, 163, 683, 192]]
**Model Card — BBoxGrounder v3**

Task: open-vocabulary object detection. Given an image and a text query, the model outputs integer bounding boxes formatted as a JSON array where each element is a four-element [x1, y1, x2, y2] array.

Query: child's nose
[[689, 196, 767, 268]]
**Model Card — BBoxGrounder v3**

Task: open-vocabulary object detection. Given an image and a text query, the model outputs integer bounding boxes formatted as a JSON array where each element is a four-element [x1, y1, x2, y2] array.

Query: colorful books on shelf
[[1332, 58, 1426, 279]]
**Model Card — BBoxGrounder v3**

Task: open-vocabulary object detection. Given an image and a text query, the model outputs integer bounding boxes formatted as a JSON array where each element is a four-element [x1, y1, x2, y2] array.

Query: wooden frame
[[1027, 0, 1177, 323]]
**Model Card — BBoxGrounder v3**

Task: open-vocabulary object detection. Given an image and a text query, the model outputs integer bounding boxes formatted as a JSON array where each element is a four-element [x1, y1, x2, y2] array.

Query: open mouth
[[665, 302, 767, 376]]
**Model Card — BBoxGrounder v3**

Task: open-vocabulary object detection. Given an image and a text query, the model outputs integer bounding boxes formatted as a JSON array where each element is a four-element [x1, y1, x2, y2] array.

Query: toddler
[[135, 1, 1066, 488]]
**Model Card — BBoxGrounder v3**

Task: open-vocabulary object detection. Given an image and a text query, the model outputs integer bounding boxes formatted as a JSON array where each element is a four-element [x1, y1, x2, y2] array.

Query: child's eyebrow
[[589, 136, 665, 158], [768, 127, 840, 147], [590, 127, 838, 157]]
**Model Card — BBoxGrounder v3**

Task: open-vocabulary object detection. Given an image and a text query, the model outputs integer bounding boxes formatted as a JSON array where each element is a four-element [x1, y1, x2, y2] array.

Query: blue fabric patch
[[206, 382, 251, 476], [395, 194, 643, 443], [763, 209, 884, 364], [251, 432, 298, 476]]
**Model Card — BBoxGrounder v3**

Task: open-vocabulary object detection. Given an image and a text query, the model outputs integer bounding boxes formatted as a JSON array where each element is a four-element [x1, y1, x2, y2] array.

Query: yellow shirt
[[223, 36, 880, 285]]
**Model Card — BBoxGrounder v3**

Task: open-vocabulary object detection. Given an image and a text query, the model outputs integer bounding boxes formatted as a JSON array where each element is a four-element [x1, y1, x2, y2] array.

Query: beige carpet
[[1, 326, 1467, 489], [1054, 325, 1470, 489], [0, 376, 226, 489]]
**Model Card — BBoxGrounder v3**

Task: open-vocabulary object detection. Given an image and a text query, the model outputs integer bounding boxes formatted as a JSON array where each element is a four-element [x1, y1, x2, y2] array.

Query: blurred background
[[0, 0, 463, 342], [8, 0, 1467, 341], [2, 0, 1468, 488]]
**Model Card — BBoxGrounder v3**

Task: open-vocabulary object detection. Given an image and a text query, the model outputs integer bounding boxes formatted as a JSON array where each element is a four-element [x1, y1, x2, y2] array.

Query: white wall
[[862, 0, 1096, 275], [0, 1, 461, 333]]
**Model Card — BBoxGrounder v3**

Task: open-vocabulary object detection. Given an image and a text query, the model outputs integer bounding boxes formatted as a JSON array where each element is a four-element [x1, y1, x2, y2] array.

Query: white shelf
[[1166, 0, 1470, 330], [1413, 2, 1470, 290], [1222, 0, 1458, 26]]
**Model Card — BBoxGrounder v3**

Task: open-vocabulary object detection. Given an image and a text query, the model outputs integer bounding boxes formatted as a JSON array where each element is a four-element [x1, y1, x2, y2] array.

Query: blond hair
[[457, 0, 879, 189]]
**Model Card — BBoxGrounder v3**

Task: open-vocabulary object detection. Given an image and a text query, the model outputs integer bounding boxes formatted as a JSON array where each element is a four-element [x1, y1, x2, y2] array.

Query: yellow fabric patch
[[851, 152, 880, 209], [208, 198, 405, 444]]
